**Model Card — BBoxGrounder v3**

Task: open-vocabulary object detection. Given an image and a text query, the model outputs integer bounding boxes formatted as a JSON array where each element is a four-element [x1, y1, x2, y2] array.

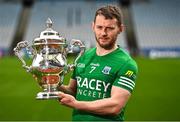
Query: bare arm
[[59, 86, 131, 116], [58, 78, 77, 96]]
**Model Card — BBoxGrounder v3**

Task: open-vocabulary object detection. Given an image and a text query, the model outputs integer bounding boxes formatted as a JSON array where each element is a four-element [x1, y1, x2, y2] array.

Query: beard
[[95, 35, 117, 50]]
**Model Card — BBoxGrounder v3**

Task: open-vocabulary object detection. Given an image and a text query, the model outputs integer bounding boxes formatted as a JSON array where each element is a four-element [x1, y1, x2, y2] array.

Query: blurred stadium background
[[0, 0, 180, 121]]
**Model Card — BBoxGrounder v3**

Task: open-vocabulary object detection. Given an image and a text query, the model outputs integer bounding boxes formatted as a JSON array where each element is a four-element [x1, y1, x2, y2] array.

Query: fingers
[[57, 92, 76, 108], [58, 92, 65, 98], [58, 92, 73, 104], [57, 92, 66, 103]]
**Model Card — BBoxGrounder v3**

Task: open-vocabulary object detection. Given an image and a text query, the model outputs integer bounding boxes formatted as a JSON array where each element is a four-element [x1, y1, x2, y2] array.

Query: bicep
[[111, 86, 131, 111]]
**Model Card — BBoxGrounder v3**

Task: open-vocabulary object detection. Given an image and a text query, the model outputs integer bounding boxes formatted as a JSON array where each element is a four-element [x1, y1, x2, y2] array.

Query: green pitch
[[0, 56, 180, 121]]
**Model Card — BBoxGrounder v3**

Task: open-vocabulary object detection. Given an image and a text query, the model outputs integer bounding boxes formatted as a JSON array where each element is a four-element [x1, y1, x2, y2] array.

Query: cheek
[[109, 31, 119, 38], [94, 30, 101, 37]]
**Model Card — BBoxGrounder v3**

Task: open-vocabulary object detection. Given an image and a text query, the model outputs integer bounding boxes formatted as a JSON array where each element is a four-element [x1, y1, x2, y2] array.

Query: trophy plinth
[[14, 18, 85, 100]]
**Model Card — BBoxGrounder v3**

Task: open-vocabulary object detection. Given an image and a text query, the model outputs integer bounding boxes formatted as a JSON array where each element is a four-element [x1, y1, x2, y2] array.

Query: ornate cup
[[14, 18, 85, 100]]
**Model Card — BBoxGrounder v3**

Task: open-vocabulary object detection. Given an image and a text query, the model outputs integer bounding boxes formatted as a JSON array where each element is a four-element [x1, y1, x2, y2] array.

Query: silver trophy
[[14, 18, 85, 100]]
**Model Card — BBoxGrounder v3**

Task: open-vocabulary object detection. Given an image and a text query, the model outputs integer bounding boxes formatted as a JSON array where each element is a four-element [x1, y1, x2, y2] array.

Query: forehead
[[94, 15, 118, 27]]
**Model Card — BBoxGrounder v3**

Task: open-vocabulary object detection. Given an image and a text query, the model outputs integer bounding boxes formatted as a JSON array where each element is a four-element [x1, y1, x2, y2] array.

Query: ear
[[92, 22, 95, 32], [118, 24, 125, 33]]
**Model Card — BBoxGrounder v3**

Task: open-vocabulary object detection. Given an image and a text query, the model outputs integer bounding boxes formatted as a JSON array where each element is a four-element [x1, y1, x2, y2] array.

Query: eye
[[96, 25, 103, 30], [107, 27, 115, 31]]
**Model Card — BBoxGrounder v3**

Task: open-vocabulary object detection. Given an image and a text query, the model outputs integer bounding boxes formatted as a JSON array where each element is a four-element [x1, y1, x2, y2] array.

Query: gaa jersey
[[71, 47, 138, 121]]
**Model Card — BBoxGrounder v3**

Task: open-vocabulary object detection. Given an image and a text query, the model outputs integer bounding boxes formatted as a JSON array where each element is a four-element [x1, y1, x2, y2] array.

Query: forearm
[[59, 86, 130, 116], [74, 98, 122, 116]]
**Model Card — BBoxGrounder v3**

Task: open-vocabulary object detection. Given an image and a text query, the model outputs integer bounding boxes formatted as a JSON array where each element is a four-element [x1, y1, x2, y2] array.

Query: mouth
[[99, 37, 109, 42]]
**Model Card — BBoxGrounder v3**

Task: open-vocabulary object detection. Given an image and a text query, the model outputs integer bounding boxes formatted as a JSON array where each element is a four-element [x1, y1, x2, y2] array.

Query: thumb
[[58, 92, 66, 98]]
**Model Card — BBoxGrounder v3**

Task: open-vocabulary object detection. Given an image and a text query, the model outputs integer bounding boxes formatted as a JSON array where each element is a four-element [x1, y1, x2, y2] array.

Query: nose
[[101, 28, 107, 36]]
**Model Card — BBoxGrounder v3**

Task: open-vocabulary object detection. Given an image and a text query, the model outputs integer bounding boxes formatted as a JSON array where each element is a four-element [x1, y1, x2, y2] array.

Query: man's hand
[[58, 92, 77, 108]]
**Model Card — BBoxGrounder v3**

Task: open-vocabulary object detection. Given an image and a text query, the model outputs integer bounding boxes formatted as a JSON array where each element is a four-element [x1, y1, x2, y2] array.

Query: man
[[58, 5, 138, 121]]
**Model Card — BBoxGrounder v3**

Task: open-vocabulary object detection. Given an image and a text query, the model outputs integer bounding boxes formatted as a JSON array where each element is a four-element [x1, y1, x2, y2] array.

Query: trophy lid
[[46, 18, 53, 29], [33, 18, 66, 45]]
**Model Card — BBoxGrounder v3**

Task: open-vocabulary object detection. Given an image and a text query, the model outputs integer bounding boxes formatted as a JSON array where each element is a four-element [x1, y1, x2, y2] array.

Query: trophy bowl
[[14, 18, 85, 100]]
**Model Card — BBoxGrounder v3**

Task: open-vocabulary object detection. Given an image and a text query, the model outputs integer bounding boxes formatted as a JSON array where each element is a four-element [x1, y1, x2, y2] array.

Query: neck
[[96, 44, 118, 56]]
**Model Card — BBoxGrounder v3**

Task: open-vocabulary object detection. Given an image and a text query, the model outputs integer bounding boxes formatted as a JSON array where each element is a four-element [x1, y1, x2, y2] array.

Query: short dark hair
[[94, 5, 123, 26]]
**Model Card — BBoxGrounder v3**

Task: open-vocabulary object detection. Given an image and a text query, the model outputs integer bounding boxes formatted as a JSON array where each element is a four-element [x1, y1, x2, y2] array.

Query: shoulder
[[84, 48, 96, 55], [111, 48, 137, 67], [116, 48, 138, 74], [113, 48, 138, 93], [120, 48, 136, 63], [75, 48, 96, 64], [116, 48, 132, 60], [80, 48, 96, 59]]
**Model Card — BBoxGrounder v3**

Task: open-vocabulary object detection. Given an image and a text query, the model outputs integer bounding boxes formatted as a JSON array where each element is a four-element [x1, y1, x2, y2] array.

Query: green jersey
[[71, 47, 138, 121]]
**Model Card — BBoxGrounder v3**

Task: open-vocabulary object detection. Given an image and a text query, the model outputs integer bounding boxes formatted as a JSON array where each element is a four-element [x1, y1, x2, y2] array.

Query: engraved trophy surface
[[14, 18, 85, 100]]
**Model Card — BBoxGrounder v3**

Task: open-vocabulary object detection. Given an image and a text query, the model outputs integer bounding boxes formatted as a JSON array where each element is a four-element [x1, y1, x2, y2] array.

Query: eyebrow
[[95, 24, 116, 28]]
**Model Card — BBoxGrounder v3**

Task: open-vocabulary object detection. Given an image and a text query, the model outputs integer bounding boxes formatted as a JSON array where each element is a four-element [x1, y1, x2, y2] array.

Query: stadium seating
[[0, 0, 179, 57]]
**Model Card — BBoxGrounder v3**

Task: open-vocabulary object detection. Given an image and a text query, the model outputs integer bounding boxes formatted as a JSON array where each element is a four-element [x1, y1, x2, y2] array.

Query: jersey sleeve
[[113, 59, 138, 93]]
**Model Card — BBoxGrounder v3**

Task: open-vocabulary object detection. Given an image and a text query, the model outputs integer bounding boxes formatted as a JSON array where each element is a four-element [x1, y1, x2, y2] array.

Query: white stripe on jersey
[[117, 82, 133, 90], [120, 76, 135, 86], [120, 79, 134, 88]]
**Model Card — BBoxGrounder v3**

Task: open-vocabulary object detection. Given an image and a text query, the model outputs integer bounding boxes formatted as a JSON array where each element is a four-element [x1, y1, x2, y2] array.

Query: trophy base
[[36, 92, 60, 100]]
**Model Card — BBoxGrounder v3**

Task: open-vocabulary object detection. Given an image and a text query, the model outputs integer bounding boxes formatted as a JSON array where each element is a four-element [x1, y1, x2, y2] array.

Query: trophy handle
[[14, 41, 33, 72], [67, 39, 85, 71]]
